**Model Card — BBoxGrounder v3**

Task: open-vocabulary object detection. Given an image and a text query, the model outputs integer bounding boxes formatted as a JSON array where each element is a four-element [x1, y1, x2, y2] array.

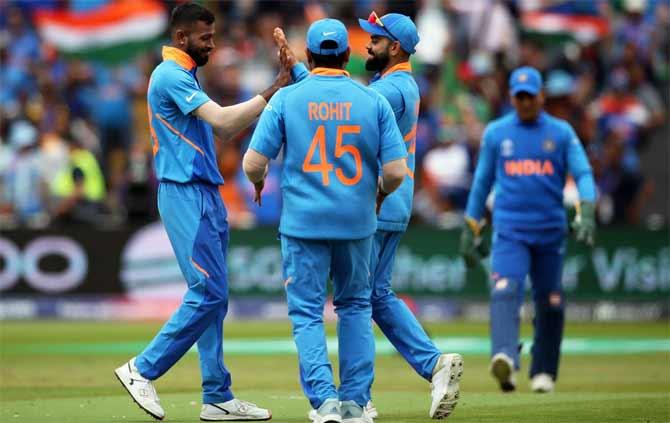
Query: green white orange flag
[[33, 0, 167, 63]]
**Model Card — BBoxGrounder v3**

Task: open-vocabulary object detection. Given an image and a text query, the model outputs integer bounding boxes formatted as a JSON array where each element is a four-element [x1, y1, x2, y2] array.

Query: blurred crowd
[[1, 0, 668, 230]]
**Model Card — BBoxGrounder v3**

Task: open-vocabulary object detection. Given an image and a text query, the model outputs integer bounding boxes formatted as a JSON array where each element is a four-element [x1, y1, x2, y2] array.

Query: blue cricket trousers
[[369, 230, 441, 385], [135, 181, 234, 404], [281, 234, 375, 410]]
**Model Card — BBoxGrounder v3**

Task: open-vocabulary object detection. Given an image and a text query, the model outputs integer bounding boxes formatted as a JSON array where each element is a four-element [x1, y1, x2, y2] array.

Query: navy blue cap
[[358, 13, 420, 54], [306, 18, 349, 55], [509, 66, 543, 96]]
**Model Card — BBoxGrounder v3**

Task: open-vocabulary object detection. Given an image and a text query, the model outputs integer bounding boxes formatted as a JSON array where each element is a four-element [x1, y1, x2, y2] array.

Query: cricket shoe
[[200, 399, 271, 421], [114, 357, 165, 420], [341, 400, 373, 423], [530, 373, 555, 393], [429, 353, 463, 419], [364, 400, 377, 419], [309, 400, 376, 421], [490, 353, 516, 392], [309, 398, 342, 423]]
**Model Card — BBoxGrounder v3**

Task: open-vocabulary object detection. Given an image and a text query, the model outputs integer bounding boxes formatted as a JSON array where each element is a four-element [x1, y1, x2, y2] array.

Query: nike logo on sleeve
[[186, 92, 197, 102]]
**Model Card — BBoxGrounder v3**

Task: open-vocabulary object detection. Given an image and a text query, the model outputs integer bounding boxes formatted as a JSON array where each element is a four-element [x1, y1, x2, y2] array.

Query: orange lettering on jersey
[[318, 103, 329, 120], [308, 102, 318, 120], [504, 159, 555, 176], [523, 160, 537, 175], [308, 102, 352, 121], [343, 102, 351, 120]]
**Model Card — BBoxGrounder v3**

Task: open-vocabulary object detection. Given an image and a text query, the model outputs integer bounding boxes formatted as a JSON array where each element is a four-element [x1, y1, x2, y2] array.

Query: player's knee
[[536, 291, 565, 311], [490, 278, 520, 301]]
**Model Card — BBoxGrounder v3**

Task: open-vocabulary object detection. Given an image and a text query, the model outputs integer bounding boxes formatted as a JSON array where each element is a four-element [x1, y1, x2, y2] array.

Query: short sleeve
[[249, 91, 285, 159], [162, 69, 211, 115], [377, 95, 407, 164]]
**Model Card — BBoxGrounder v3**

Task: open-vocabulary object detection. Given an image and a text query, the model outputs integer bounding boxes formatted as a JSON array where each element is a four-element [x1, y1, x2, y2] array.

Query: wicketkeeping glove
[[459, 217, 490, 268], [571, 201, 596, 246]]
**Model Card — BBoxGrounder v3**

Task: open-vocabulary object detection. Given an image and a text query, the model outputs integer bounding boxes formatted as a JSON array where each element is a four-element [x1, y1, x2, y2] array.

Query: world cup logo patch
[[501, 139, 514, 157]]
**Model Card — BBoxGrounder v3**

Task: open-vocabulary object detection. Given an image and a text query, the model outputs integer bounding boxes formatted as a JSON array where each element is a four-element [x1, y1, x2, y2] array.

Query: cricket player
[[114, 3, 291, 421], [282, 12, 462, 419], [460, 66, 596, 393], [243, 18, 407, 423]]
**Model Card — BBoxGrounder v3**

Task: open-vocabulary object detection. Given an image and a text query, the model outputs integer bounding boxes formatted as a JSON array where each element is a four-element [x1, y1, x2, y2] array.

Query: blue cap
[[358, 13, 420, 54], [306, 18, 349, 56], [509, 66, 543, 96], [545, 70, 575, 97]]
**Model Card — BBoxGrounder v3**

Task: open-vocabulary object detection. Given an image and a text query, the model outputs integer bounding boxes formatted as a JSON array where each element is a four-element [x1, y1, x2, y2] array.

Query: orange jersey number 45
[[302, 125, 362, 186]]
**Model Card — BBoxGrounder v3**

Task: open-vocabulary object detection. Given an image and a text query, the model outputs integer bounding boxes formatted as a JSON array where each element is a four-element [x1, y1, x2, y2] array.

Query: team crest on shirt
[[501, 138, 514, 157], [542, 139, 556, 153]]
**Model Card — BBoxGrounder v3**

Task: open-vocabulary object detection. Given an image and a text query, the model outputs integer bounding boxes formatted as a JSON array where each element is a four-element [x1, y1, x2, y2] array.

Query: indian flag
[[33, 0, 167, 63], [521, 11, 610, 44]]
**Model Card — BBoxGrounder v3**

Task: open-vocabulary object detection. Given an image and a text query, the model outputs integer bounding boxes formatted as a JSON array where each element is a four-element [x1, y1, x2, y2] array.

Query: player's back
[[369, 67, 419, 231], [279, 70, 391, 240]]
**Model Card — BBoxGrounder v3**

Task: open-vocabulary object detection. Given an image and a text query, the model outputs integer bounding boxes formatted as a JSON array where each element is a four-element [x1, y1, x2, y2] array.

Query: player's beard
[[187, 45, 210, 67], [365, 49, 390, 72]]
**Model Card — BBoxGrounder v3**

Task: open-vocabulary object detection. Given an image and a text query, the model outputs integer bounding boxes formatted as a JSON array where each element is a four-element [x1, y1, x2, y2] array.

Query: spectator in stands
[[51, 133, 108, 226], [1, 120, 50, 228]]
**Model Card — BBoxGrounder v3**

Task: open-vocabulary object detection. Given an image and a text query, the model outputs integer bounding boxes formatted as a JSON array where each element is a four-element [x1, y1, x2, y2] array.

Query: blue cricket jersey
[[465, 111, 596, 231], [292, 62, 419, 232], [368, 62, 419, 232], [249, 68, 407, 240], [147, 46, 223, 185]]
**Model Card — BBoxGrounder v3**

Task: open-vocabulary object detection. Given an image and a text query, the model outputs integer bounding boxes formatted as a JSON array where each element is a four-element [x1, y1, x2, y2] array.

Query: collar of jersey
[[514, 110, 548, 125], [311, 68, 350, 77], [162, 46, 196, 71], [381, 62, 412, 78]]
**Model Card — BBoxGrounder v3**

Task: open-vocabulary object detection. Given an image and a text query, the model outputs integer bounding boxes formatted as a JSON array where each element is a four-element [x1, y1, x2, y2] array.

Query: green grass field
[[1, 320, 669, 423]]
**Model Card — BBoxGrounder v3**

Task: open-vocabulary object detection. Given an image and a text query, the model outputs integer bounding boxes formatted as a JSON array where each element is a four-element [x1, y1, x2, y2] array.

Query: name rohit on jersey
[[504, 159, 555, 176], [308, 102, 352, 121]]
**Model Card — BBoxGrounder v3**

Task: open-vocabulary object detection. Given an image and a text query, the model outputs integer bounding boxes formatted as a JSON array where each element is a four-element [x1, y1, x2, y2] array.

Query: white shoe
[[341, 400, 372, 423], [429, 353, 463, 419], [310, 398, 341, 423], [530, 373, 555, 393], [200, 399, 271, 421], [364, 400, 377, 419], [114, 357, 165, 420], [490, 353, 516, 392], [309, 400, 375, 421]]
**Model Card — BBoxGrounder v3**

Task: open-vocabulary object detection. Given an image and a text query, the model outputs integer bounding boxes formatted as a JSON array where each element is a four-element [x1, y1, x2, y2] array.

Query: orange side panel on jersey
[[147, 103, 160, 156], [155, 113, 205, 155]]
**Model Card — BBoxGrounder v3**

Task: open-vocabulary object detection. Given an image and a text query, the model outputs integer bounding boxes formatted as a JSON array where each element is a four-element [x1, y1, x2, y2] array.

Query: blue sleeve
[[249, 91, 285, 159], [465, 126, 497, 220], [566, 125, 597, 202], [370, 81, 404, 120], [377, 95, 407, 164], [161, 69, 210, 115], [291, 63, 310, 83]]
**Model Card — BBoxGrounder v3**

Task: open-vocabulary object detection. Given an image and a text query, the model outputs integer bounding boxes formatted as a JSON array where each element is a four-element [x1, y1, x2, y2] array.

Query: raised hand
[[273, 27, 297, 67]]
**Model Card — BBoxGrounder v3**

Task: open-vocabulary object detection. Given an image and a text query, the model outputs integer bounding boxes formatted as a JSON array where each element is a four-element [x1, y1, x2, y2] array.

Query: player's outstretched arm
[[194, 34, 292, 142]]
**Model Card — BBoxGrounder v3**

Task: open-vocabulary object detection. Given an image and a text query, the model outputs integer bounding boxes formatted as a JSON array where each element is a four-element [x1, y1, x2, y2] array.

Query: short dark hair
[[310, 40, 347, 69], [169, 3, 214, 32]]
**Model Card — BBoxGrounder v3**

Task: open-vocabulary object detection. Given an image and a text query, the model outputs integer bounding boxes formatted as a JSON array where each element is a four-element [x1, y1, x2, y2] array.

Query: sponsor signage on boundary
[[0, 224, 668, 300]]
